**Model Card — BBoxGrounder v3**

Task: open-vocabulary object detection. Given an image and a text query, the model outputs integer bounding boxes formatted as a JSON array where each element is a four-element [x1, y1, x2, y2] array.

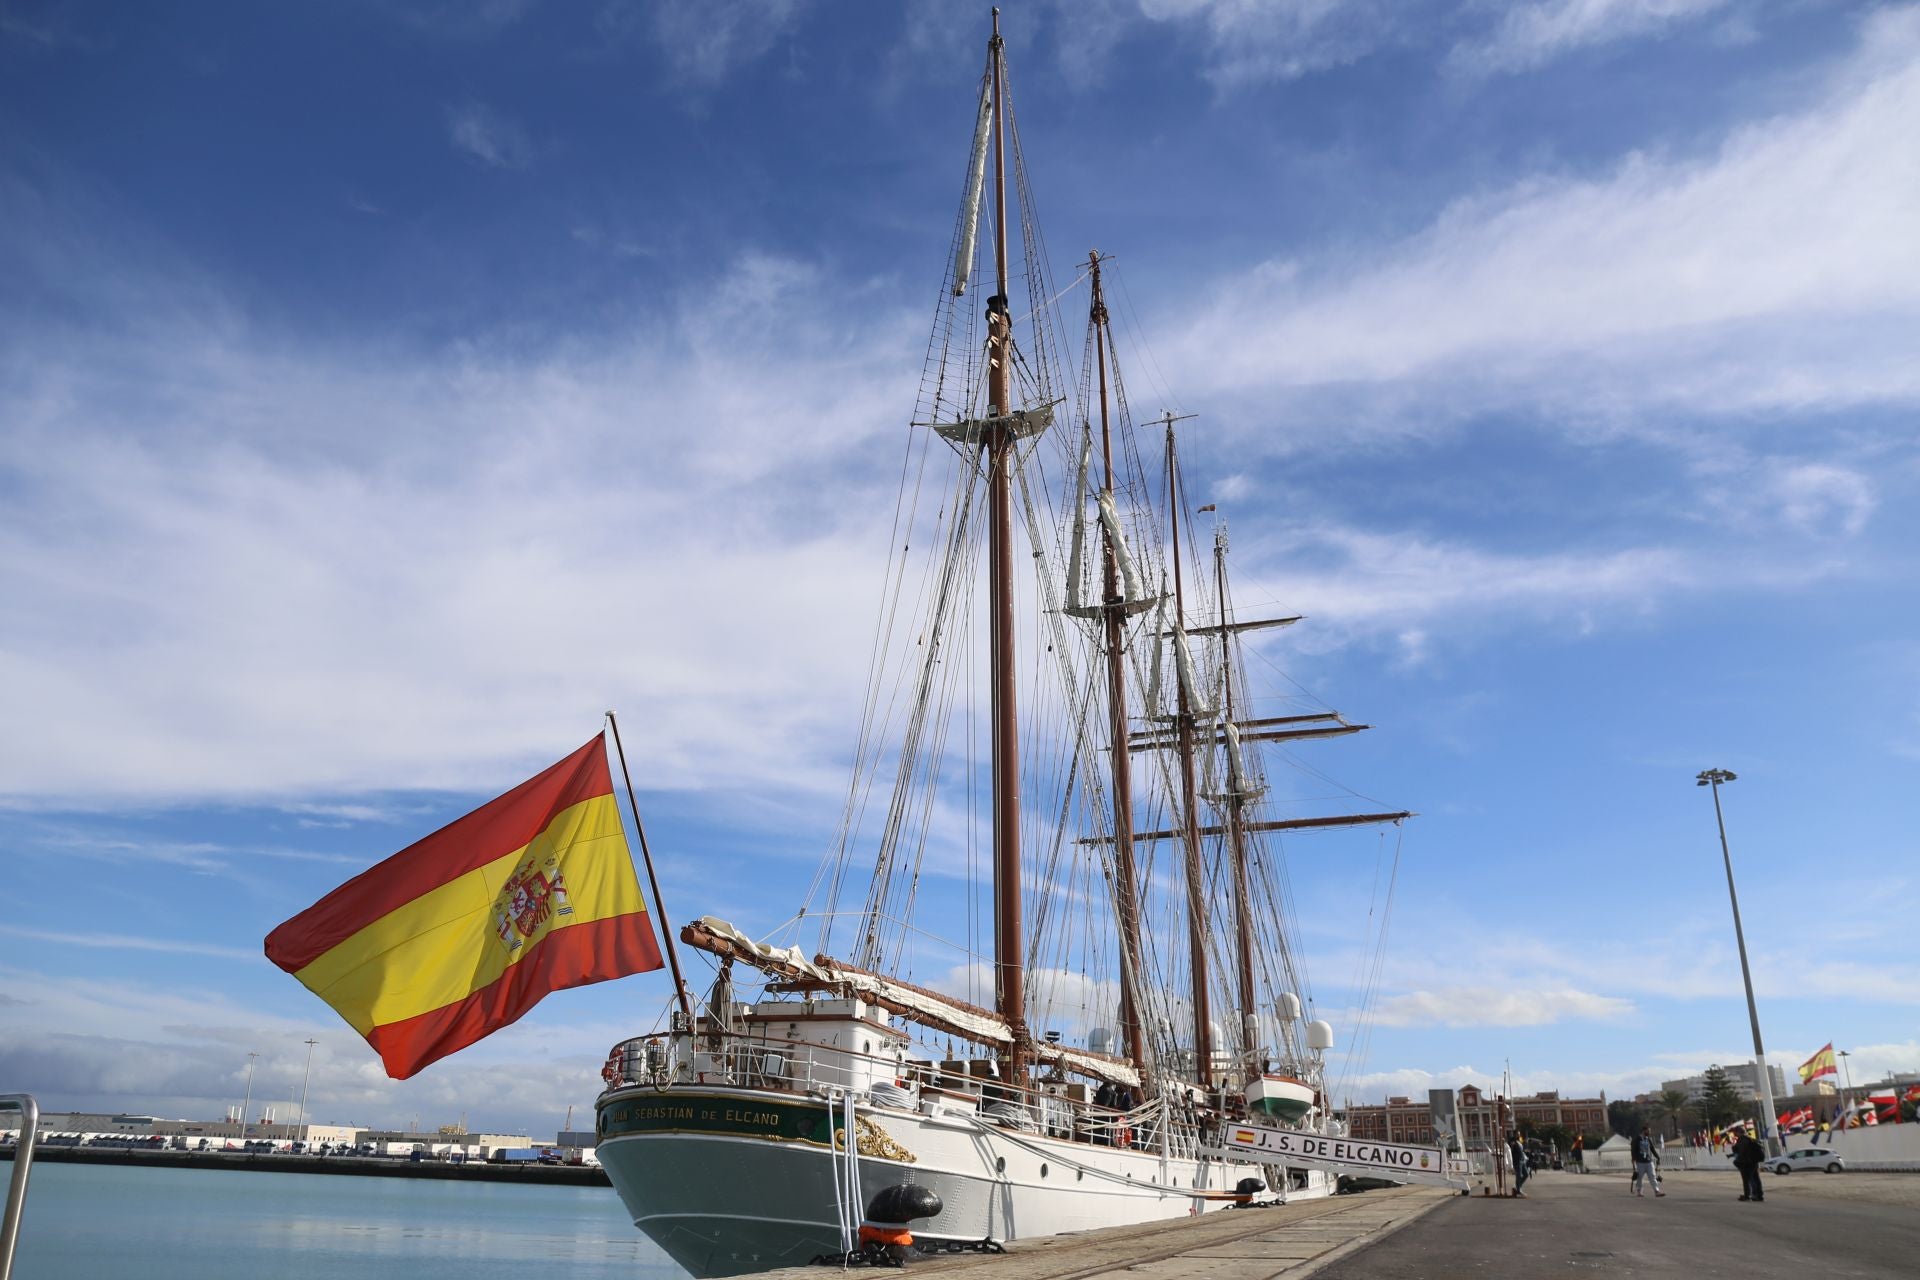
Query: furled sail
[[952, 77, 994, 297], [1145, 585, 1169, 712], [1065, 426, 1091, 614], [1222, 718, 1246, 796], [1172, 619, 1212, 719], [1096, 489, 1146, 603]]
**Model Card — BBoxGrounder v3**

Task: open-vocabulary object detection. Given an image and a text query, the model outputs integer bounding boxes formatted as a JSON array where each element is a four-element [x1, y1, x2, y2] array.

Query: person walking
[[1506, 1131, 1530, 1197], [1571, 1133, 1585, 1172], [1731, 1129, 1767, 1202], [1630, 1125, 1665, 1197]]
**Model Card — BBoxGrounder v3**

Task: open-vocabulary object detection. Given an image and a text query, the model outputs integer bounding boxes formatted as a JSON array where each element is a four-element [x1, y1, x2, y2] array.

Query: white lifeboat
[[1245, 1074, 1315, 1121]]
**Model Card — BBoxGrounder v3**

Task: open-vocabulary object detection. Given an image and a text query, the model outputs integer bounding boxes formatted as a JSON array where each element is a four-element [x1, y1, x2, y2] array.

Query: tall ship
[[595, 13, 1410, 1276]]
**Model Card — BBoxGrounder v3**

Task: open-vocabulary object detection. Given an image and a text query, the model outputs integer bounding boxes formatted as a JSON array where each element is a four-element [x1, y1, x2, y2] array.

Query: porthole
[[996, 1157, 1006, 1174], [1076, 1169, 1084, 1182], [1040, 1164, 1049, 1178]]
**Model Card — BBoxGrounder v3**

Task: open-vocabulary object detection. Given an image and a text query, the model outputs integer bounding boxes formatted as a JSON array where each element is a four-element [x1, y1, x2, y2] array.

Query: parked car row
[[3, 1132, 588, 1166]]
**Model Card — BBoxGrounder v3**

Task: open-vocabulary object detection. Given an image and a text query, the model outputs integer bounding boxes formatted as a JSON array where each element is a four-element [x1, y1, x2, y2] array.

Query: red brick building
[[1345, 1084, 1606, 1148]]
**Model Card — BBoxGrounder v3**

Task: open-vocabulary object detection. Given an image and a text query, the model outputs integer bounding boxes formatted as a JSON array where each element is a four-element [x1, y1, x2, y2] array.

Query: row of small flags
[[1767, 1085, 1920, 1138], [1703, 1086, 1917, 1149]]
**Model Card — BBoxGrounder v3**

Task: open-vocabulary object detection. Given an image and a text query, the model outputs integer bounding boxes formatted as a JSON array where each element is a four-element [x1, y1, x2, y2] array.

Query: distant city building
[[1344, 1084, 1605, 1147], [0, 1112, 360, 1146], [357, 1129, 531, 1155], [0, 1114, 532, 1152], [1660, 1060, 1786, 1105]]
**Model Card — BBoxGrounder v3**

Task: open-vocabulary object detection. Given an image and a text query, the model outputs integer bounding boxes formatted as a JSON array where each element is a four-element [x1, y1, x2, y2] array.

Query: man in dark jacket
[[1506, 1132, 1529, 1197], [1731, 1130, 1767, 1202]]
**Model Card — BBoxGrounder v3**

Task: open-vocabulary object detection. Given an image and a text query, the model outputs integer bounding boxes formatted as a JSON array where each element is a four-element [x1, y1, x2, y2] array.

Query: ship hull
[[597, 1085, 1319, 1278]]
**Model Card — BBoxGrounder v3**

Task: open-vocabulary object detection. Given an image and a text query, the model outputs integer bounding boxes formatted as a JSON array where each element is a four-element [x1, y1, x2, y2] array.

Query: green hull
[[1249, 1096, 1312, 1121]]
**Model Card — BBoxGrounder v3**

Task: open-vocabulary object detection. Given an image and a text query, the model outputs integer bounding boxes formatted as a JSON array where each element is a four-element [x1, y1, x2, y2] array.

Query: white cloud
[[1339, 1055, 1747, 1105], [1127, 0, 1398, 87], [445, 100, 532, 169], [1454, 0, 1730, 75], [1374, 929, 1920, 1011], [1763, 462, 1878, 538], [1216, 518, 1851, 643], [1171, 8, 1920, 430], [596, 0, 806, 88], [0, 965, 665, 1133], [1371, 985, 1635, 1027], [0, 219, 925, 807], [0, 925, 262, 961]]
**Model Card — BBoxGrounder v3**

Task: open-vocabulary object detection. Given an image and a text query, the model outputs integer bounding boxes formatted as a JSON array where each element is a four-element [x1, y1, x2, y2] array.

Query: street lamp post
[[1697, 768, 1781, 1156], [239, 1051, 259, 1142], [1837, 1049, 1855, 1117], [298, 1038, 318, 1141]]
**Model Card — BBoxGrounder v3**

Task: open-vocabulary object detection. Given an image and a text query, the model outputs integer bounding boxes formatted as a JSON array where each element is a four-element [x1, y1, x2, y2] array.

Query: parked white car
[[1771, 1147, 1845, 1175]]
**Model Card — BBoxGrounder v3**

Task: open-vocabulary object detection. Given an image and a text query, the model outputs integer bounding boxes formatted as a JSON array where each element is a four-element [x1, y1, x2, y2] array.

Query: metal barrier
[[1, 1093, 38, 1280]]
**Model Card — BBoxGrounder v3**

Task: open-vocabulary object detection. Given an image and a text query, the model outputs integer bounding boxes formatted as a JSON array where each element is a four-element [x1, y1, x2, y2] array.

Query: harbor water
[[11, 1161, 687, 1279]]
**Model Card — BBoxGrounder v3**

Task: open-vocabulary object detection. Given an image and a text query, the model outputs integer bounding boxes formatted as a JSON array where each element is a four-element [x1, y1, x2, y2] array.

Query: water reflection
[[14, 1163, 685, 1280]]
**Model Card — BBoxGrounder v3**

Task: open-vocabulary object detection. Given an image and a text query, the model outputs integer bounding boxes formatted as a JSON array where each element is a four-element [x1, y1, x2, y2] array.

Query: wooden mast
[[1088, 250, 1147, 1084], [1214, 529, 1261, 1077], [1165, 417, 1212, 1088], [985, 8, 1028, 1084]]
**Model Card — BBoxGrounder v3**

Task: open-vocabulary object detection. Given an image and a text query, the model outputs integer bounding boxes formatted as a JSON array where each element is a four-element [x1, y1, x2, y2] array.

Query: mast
[[985, 8, 1027, 1083], [1089, 251, 1147, 1081], [1165, 417, 1212, 1087], [1215, 529, 1260, 1076]]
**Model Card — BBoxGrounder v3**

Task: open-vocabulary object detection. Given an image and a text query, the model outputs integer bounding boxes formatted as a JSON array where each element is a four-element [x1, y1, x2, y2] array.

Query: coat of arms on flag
[[264, 735, 666, 1079]]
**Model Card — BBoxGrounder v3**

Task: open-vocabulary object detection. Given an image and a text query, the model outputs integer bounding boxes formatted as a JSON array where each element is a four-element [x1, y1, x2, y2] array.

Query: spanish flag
[[1798, 1043, 1837, 1085], [265, 737, 664, 1079]]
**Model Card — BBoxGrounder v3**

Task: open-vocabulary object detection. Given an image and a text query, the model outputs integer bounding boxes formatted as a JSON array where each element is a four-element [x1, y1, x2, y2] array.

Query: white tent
[[1588, 1133, 1634, 1171]]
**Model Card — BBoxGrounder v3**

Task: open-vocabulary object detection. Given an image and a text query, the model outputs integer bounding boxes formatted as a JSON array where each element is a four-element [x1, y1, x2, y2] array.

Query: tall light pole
[[298, 1038, 318, 1140], [1697, 768, 1781, 1155], [1837, 1049, 1855, 1117], [239, 1051, 259, 1142]]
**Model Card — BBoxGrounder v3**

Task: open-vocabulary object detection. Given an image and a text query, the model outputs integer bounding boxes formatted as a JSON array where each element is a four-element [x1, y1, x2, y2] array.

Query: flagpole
[[1696, 767, 1780, 1156], [606, 711, 695, 1027]]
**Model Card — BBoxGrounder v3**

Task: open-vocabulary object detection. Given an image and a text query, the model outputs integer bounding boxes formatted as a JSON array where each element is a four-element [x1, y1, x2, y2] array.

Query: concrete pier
[[758, 1186, 1451, 1280]]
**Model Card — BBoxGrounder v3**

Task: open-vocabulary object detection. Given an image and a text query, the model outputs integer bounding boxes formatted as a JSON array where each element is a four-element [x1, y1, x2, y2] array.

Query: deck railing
[[598, 1028, 1222, 1160], [1, 1094, 39, 1280]]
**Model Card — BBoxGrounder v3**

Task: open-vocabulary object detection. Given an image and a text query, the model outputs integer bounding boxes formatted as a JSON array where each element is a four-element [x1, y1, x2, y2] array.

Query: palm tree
[[1656, 1088, 1692, 1139]]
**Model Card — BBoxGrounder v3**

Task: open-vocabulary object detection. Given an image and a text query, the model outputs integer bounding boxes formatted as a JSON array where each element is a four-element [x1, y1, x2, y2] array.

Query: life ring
[[601, 1054, 622, 1086], [1115, 1125, 1132, 1150]]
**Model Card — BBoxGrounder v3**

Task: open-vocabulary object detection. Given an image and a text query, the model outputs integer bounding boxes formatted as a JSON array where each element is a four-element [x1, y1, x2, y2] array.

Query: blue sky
[[2, 0, 1916, 1139]]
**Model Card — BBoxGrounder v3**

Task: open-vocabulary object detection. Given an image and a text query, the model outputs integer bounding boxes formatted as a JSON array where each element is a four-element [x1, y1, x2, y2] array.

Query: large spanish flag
[[1798, 1043, 1837, 1085], [265, 737, 664, 1079]]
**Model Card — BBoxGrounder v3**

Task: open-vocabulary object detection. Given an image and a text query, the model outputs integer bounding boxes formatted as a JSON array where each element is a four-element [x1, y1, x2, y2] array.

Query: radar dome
[[1277, 992, 1303, 1022], [1306, 1020, 1335, 1051]]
